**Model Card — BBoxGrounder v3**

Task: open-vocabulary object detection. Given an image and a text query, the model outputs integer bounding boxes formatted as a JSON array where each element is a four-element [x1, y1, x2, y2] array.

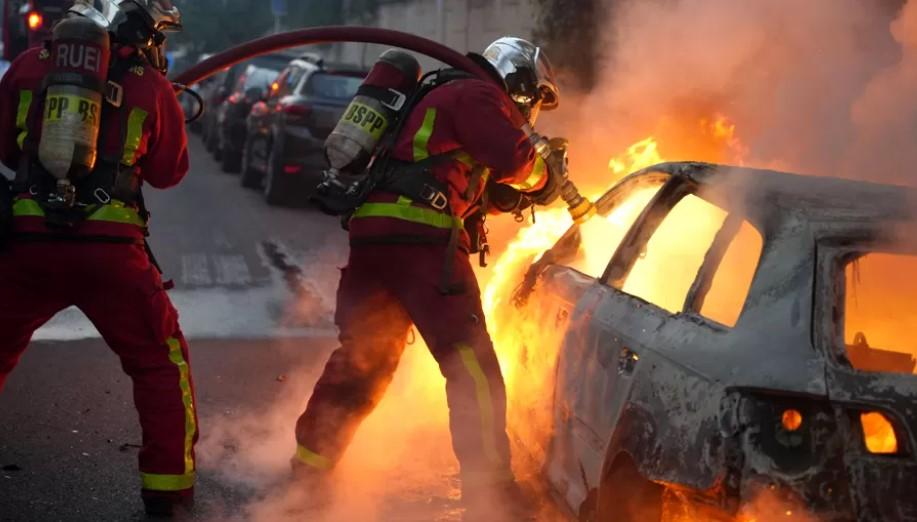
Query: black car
[[198, 53, 291, 163], [240, 55, 367, 205], [214, 64, 281, 173]]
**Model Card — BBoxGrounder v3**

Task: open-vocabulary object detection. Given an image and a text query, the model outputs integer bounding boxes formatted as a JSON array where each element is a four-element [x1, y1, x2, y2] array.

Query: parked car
[[241, 54, 367, 205], [500, 162, 917, 521], [199, 53, 292, 159], [214, 64, 281, 173]]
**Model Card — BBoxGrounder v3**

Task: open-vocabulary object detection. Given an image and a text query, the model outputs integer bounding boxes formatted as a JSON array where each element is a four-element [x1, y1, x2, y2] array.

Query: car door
[[520, 172, 670, 505], [816, 239, 917, 521], [549, 174, 770, 507]]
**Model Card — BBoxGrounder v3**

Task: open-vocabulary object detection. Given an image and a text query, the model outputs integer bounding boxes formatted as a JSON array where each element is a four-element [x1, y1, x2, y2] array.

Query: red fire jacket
[[349, 78, 547, 249], [0, 45, 189, 240]]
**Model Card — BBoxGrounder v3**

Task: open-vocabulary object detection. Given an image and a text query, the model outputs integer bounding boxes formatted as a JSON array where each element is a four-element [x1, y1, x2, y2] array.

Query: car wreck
[[499, 162, 917, 521]]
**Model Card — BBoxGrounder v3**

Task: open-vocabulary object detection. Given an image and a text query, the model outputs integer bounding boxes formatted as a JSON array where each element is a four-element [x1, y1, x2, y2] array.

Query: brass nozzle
[[559, 179, 595, 224]]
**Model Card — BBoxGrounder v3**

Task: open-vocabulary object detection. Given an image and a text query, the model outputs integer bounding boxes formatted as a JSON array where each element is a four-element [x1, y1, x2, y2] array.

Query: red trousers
[[294, 243, 513, 489], [0, 242, 197, 495]]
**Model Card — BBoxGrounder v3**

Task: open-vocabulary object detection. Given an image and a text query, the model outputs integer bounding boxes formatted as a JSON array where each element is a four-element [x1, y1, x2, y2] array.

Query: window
[[619, 194, 761, 323], [303, 73, 364, 99], [286, 66, 306, 92], [844, 253, 917, 375], [565, 184, 663, 278], [699, 221, 763, 326]]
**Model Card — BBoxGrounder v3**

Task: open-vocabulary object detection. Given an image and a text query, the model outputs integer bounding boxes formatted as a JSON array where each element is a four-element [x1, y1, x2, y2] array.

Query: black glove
[[488, 180, 533, 213], [530, 137, 568, 206]]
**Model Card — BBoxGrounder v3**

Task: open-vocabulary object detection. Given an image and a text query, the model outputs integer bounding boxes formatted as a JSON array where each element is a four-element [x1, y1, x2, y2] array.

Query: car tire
[[594, 454, 663, 522], [203, 124, 215, 152], [240, 137, 263, 189], [220, 140, 242, 173], [263, 146, 286, 206]]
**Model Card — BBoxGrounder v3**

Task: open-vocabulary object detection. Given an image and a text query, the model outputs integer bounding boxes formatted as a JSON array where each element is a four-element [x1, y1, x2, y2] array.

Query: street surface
[[0, 137, 571, 521]]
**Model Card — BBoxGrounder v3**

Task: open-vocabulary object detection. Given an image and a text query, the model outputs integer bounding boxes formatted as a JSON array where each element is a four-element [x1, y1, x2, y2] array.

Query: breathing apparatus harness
[[315, 65, 523, 293], [13, 45, 150, 239]]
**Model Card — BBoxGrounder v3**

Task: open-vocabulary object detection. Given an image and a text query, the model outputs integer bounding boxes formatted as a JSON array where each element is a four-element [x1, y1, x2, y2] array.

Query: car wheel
[[594, 454, 663, 522], [240, 137, 264, 189], [203, 123, 217, 152], [220, 138, 242, 173], [263, 146, 285, 206]]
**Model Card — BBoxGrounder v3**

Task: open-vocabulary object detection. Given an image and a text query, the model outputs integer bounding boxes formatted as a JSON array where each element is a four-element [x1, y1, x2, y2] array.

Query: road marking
[[214, 254, 252, 286], [181, 253, 212, 286]]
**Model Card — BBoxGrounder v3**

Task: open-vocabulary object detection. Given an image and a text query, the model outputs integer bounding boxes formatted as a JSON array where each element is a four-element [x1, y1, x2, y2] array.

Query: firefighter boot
[[142, 488, 194, 519]]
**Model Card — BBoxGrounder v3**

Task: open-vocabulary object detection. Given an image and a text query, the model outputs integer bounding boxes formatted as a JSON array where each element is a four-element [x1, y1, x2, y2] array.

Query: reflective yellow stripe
[[508, 155, 547, 192], [351, 201, 462, 230], [13, 198, 146, 226], [412, 107, 437, 162], [295, 445, 332, 470], [141, 471, 196, 492], [166, 337, 196, 476], [454, 151, 474, 168], [12, 198, 44, 217], [121, 107, 148, 166], [16, 90, 32, 150], [85, 201, 146, 227], [456, 343, 501, 465]]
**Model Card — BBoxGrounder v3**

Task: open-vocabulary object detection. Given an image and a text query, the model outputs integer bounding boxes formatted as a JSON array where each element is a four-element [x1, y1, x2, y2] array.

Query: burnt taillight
[[860, 411, 899, 454], [781, 409, 804, 432]]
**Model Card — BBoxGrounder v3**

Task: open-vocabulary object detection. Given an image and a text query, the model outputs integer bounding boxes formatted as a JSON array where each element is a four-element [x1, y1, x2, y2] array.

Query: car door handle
[[618, 347, 640, 375]]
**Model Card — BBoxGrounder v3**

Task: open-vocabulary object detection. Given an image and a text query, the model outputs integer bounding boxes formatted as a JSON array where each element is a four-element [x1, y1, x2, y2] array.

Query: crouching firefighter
[[0, 0, 196, 517], [299, 38, 566, 518]]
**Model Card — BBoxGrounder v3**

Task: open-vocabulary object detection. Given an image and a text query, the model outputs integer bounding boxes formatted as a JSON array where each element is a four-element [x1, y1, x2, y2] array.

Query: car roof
[[631, 161, 917, 224]]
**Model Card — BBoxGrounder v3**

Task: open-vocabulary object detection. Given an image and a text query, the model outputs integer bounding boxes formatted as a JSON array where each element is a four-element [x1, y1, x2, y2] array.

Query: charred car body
[[506, 162, 917, 521]]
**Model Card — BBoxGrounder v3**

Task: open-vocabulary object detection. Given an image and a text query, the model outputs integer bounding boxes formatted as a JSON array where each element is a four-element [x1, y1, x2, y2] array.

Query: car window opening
[[304, 73, 364, 99], [616, 194, 762, 326], [698, 220, 763, 326], [844, 252, 917, 375], [565, 184, 663, 278]]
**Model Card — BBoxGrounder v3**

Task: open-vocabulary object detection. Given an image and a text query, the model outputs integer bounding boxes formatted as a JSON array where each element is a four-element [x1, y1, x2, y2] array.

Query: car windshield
[[303, 73, 364, 99], [243, 68, 279, 92]]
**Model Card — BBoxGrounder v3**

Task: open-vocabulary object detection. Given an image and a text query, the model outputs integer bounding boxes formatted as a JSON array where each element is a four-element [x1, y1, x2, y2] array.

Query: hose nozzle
[[560, 179, 595, 224]]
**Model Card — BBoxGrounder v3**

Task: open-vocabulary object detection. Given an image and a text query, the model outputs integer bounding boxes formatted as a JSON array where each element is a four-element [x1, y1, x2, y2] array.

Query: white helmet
[[482, 37, 559, 123]]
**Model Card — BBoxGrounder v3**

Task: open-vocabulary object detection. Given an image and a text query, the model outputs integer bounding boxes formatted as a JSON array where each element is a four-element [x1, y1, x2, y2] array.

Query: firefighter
[[294, 37, 564, 518], [0, 0, 194, 517]]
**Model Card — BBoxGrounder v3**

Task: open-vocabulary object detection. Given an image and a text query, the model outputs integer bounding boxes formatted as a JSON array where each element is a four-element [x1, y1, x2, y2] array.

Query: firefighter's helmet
[[67, 0, 119, 28], [114, 0, 182, 33], [482, 37, 559, 122]]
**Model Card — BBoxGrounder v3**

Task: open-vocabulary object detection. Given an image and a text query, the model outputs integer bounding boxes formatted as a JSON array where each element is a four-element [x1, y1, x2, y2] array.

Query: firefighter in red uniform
[[294, 38, 565, 518], [0, 0, 195, 517]]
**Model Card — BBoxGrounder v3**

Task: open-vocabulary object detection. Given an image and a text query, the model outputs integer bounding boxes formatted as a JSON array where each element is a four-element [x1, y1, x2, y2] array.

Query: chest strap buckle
[[420, 184, 448, 211]]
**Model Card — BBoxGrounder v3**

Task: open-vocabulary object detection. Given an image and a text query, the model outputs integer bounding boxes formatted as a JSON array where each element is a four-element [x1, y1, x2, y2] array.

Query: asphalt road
[[0, 136, 571, 522]]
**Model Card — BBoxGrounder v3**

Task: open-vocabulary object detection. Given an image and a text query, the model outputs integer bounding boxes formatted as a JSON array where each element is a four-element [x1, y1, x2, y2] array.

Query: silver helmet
[[115, 0, 181, 33], [67, 0, 119, 28], [482, 37, 559, 122]]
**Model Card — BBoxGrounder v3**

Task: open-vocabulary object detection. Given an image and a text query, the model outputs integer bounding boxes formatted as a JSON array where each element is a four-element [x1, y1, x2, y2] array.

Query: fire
[[608, 136, 663, 180], [482, 114, 756, 491]]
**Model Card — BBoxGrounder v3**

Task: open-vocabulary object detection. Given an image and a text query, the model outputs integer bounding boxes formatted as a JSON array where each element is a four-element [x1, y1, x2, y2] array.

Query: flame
[[482, 115, 762, 494]]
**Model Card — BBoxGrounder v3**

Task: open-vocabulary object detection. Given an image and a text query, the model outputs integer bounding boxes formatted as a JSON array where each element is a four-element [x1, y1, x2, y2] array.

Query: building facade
[[332, 0, 537, 72]]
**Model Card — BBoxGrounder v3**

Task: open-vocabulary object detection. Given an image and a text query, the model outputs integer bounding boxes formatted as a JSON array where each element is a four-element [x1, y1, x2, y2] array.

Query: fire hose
[[173, 26, 594, 223]]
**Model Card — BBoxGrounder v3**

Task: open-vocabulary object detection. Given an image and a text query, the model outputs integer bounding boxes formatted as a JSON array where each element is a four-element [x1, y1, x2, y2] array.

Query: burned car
[[499, 162, 917, 521]]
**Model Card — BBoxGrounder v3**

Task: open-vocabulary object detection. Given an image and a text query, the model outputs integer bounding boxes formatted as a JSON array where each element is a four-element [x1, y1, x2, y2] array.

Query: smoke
[[538, 0, 917, 189]]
